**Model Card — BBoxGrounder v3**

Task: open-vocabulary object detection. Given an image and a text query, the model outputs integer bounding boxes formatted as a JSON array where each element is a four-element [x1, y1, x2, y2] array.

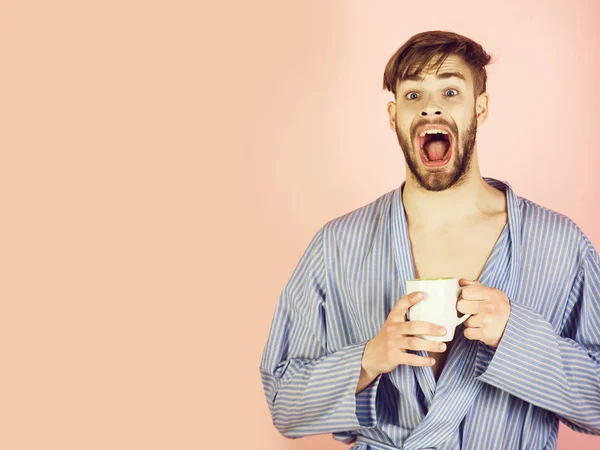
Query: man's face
[[390, 54, 487, 192]]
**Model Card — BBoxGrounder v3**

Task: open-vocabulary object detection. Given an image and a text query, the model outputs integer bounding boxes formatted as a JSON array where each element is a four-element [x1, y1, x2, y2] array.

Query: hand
[[361, 291, 448, 378], [457, 278, 511, 348]]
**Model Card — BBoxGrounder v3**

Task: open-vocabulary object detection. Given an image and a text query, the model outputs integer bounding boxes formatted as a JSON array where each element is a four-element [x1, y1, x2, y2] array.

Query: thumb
[[459, 278, 480, 286]]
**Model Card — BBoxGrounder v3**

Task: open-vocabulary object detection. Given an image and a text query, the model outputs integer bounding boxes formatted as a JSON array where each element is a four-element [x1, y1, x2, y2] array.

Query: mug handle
[[456, 286, 471, 325], [457, 313, 471, 325]]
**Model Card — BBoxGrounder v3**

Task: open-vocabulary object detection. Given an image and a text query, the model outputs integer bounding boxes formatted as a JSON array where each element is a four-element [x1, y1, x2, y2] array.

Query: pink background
[[2, 0, 599, 449]]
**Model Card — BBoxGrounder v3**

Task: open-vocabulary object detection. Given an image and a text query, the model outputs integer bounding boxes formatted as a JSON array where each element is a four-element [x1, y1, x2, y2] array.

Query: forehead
[[398, 54, 473, 87]]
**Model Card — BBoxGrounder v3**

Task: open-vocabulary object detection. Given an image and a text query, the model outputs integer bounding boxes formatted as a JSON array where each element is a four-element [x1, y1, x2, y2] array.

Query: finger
[[399, 320, 447, 337], [464, 314, 484, 328], [464, 327, 482, 341], [391, 291, 425, 314], [457, 299, 490, 315], [400, 336, 447, 353], [459, 278, 481, 286], [460, 285, 489, 301], [398, 352, 435, 367]]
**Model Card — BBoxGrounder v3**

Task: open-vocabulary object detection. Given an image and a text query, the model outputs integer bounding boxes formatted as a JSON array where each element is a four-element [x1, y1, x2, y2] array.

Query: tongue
[[424, 141, 449, 161]]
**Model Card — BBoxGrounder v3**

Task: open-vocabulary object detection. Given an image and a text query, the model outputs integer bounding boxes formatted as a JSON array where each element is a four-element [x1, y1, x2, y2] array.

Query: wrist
[[362, 339, 381, 378]]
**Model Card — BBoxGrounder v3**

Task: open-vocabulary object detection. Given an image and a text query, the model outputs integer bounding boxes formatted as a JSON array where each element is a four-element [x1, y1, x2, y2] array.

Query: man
[[259, 30, 600, 449]]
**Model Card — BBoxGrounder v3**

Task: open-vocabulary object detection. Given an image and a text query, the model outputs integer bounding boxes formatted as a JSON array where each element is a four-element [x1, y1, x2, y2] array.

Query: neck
[[402, 152, 500, 229]]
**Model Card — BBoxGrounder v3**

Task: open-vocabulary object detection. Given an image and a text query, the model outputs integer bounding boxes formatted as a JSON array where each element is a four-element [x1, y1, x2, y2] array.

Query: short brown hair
[[383, 30, 493, 99]]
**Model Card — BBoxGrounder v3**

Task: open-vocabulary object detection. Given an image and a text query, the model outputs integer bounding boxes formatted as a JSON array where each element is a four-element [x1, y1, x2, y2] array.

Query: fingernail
[[439, 343, 446, 351], [438, 327, 447, 335], [412, 292, 423, 300], [429, 358, 435, 365]]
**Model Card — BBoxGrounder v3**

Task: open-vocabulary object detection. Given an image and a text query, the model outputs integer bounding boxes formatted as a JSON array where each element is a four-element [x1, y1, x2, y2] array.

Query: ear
[[387, 100, 396, 131], [475, 92, 489, 125]]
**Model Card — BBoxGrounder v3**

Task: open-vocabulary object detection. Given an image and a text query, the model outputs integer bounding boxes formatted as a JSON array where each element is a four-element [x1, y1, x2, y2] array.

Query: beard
[[395, 111, 477, 192]]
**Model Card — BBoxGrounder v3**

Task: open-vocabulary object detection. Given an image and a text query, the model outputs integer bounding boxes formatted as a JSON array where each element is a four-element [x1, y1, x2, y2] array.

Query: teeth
[[419, 129, 448, 137]]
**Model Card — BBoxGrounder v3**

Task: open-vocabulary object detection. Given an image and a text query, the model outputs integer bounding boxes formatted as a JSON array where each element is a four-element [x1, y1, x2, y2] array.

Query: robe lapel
[[390, 185, 435, 412]]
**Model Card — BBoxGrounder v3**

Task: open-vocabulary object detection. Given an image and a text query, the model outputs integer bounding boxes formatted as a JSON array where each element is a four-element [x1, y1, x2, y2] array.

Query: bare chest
[[408, 216, 507, 381], [409, 218, 507, 282]]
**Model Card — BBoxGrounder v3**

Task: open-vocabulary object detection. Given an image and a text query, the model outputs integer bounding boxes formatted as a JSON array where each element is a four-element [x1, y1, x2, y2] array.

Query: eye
[[445, 89, 459, 97], [406, 92, 419, 100]]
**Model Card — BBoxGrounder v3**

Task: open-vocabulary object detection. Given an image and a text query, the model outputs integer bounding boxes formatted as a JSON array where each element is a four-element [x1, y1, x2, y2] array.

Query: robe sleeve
[[474, 242, 600, 435], [259, 227, 381, 438]]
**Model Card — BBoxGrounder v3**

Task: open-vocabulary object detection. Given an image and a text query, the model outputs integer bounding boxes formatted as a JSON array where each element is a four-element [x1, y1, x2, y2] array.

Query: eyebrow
[[402, 71, 466, 83]]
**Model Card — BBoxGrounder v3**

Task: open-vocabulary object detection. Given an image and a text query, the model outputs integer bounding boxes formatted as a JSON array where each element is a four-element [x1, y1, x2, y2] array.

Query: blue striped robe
[[259, 177, 600, 449]]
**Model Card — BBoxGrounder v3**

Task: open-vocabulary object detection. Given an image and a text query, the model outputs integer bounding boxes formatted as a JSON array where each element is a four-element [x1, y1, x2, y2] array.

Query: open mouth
[[416, 129, 453, 167]]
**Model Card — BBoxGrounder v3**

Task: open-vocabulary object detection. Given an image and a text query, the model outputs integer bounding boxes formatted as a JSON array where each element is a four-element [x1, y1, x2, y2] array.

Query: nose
[[420, 95, 443, 116], [420, 106, 443, 116]]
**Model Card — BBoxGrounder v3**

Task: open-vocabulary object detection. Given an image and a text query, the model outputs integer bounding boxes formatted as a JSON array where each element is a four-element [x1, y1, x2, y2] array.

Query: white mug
[[405, 277, 470, 342]]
